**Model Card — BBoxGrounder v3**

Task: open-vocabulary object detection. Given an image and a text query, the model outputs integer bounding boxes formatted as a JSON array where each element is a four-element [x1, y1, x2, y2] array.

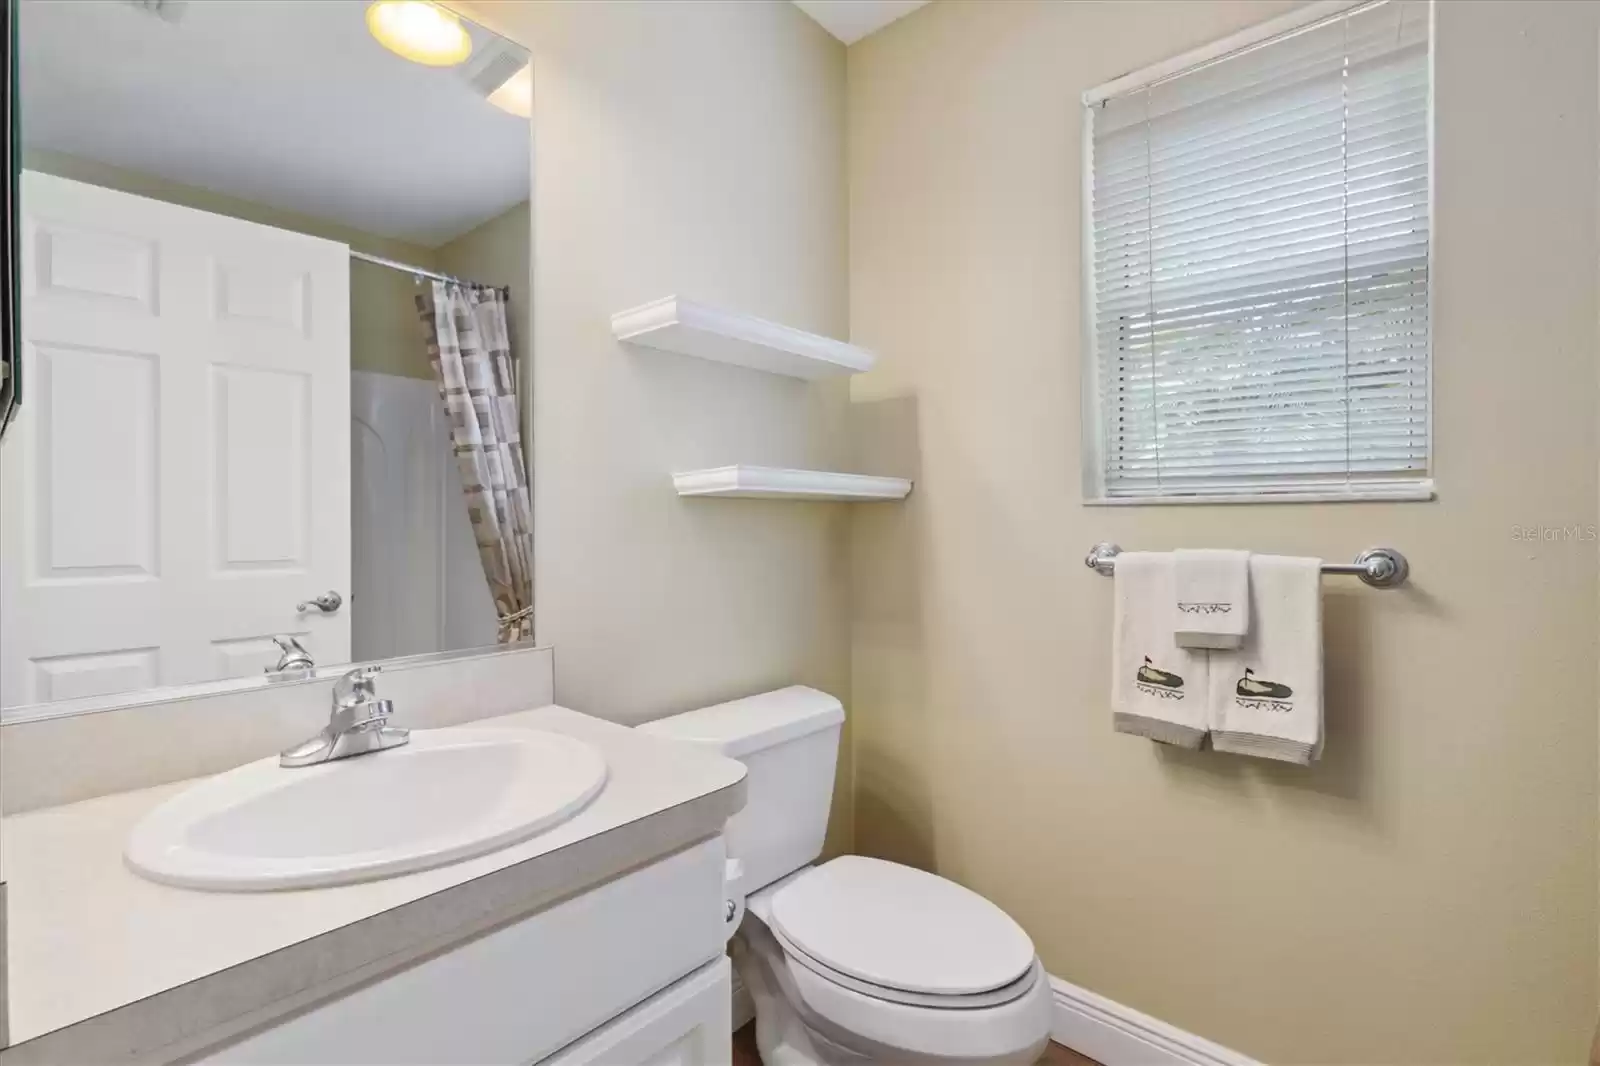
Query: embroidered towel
[[1173, 549, 1250, 649], [1208, 554, 1322, 764], [1113, 552, 1209, 748]]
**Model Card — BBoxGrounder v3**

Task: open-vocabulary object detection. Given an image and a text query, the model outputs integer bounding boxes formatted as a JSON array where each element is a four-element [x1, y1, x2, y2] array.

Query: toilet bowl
[[741, 860, 1053, 1065], [638, 687, 1053, 1066]]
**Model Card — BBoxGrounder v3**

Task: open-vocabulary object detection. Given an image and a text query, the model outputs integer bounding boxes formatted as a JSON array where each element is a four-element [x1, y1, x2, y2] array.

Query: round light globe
[[366, 2, 472, 68]]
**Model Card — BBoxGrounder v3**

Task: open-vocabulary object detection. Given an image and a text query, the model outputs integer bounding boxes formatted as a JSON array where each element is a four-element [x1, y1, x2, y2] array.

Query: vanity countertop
[[0, 706, 746, 1064]]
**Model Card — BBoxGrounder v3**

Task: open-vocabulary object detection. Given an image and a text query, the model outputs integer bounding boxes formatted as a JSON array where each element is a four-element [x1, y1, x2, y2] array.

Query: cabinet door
[[542, 957, 731, 1066]]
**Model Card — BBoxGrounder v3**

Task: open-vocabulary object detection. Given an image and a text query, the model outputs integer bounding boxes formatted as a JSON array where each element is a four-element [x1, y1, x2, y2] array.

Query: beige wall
[[25, 148, 436, 380], [848, 1, 1600, 1062], [437, 200, 532, 380], [349, 263, 433, 381], [457, 1, 854, 846]]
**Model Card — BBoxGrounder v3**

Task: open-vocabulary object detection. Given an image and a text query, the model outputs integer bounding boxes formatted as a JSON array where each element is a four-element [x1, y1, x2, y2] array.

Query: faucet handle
[[271, 635, 308, 656], [265, 635, 314, 678], [332, 665, 381, 709], [330, 696, 395, 736]]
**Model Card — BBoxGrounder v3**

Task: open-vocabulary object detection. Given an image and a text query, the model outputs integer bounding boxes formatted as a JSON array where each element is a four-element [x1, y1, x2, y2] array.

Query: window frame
[[1079, 0, 1436, 506]]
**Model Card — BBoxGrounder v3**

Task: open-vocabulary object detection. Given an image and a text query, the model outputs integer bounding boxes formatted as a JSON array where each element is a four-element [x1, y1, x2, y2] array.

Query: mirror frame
[[1, 0, 17, 440]]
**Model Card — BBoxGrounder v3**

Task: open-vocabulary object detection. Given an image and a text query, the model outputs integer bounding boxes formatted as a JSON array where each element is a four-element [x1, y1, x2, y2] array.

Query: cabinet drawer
[[198, 838, 727, 1065]]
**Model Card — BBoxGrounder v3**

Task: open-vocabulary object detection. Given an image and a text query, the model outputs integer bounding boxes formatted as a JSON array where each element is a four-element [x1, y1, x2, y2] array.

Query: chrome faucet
[[280, 666, 410, 768], [265, 635, 314, 681]]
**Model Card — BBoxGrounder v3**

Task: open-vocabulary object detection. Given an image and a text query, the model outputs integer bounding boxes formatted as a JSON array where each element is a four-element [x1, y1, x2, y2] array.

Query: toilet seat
[[768, 856, 1037, 998]]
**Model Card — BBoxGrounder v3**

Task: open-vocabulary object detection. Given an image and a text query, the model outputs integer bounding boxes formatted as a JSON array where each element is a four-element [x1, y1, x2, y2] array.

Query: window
[[1083, 0, 1431, 503]]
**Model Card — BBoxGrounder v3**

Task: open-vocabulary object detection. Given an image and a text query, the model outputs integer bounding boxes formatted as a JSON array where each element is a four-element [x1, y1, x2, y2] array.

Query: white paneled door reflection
[[0, 172, 351, 711]]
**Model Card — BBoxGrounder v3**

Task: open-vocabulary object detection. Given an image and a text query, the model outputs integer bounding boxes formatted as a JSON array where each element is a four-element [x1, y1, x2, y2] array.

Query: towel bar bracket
[[1084, 543, 1409, 590]]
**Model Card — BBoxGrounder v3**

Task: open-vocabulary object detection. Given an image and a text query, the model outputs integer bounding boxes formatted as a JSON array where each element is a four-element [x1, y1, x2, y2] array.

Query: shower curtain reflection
[[416, 281, 534, 643]]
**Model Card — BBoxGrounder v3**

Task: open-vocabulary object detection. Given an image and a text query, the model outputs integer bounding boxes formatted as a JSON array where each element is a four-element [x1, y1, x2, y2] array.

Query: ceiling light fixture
[[366, 1, 472, 68], [486, 63, 532, 119]]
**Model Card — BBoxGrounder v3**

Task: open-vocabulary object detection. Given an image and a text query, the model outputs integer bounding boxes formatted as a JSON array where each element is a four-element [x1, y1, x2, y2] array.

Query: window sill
[[1084, 480, 1436, 506]]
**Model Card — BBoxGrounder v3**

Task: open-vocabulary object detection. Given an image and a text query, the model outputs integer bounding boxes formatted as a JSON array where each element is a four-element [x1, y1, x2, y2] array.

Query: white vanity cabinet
[[195, 838, 732, 1066]]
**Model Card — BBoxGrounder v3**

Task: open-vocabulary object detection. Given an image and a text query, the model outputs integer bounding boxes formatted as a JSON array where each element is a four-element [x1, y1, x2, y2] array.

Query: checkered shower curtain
[[416, 281, 533, 643]]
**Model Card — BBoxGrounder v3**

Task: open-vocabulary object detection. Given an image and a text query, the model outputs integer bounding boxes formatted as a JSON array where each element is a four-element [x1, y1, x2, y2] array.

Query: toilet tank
[[637, 686, 843, 894]]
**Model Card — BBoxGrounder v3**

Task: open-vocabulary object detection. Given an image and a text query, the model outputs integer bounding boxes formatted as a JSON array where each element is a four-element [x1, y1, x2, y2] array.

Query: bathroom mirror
[[1, 0, 532, 720]]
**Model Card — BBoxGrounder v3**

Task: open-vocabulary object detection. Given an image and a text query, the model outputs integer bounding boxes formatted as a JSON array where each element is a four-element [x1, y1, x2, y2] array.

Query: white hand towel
[[1113, 552, 1209, 748], [1208, 555, 1322, 764], [1173, 549, 1250, 649]]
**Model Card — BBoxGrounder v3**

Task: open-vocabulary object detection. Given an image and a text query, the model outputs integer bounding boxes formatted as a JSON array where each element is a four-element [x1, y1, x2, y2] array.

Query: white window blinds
[[1086, 0, 1431, 502]]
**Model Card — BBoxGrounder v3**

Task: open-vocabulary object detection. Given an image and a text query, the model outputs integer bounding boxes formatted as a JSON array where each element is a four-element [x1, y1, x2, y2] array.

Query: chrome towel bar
[[1084, 543, 1410, 589]]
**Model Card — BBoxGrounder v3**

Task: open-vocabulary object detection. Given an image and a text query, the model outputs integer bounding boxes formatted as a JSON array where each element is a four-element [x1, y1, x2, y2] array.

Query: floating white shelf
[[611, 296, 876, 380], [672, 466, 912, 501]]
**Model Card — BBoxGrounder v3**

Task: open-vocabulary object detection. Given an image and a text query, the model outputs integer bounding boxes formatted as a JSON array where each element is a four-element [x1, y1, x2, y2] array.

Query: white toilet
[[639, 686, 1053, 1066]]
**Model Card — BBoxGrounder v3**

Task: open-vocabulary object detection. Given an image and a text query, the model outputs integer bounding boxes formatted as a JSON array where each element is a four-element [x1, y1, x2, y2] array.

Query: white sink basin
[[125, 727, 608, 891]]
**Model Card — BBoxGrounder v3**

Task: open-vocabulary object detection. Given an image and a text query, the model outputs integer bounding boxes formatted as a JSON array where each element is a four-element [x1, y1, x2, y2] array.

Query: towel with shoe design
[[1112, 553, 1209, 748], [1206, 555, 1322, 764]]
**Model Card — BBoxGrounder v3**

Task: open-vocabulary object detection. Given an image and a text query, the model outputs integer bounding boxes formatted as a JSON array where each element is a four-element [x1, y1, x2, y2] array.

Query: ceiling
[[791, 0, 930, 44], [20, 0, 531, 248]]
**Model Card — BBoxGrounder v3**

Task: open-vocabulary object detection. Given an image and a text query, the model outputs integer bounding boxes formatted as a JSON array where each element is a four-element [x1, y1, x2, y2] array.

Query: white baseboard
[[729, 962, 1256, 1066], [1050, 976, 1260, 1066]]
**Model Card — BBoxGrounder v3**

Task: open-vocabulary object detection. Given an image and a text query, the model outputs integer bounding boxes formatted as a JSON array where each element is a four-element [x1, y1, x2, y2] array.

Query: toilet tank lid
[[637, 686, 844, 758]]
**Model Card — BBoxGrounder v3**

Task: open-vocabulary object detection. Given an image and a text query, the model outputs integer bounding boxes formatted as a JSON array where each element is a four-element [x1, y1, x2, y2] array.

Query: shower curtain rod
[[349, 249, 499, 290]]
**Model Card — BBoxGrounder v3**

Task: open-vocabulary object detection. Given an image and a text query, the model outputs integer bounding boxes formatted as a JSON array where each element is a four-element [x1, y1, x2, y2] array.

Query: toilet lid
[[775, 927, 1041, 1008], [768, 856, 1036, 996]]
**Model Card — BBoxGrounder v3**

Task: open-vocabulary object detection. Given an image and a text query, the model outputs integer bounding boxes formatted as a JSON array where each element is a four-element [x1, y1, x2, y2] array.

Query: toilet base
[[798, 1012, 1049, 1066], [731, 916, 1051, 1066]]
